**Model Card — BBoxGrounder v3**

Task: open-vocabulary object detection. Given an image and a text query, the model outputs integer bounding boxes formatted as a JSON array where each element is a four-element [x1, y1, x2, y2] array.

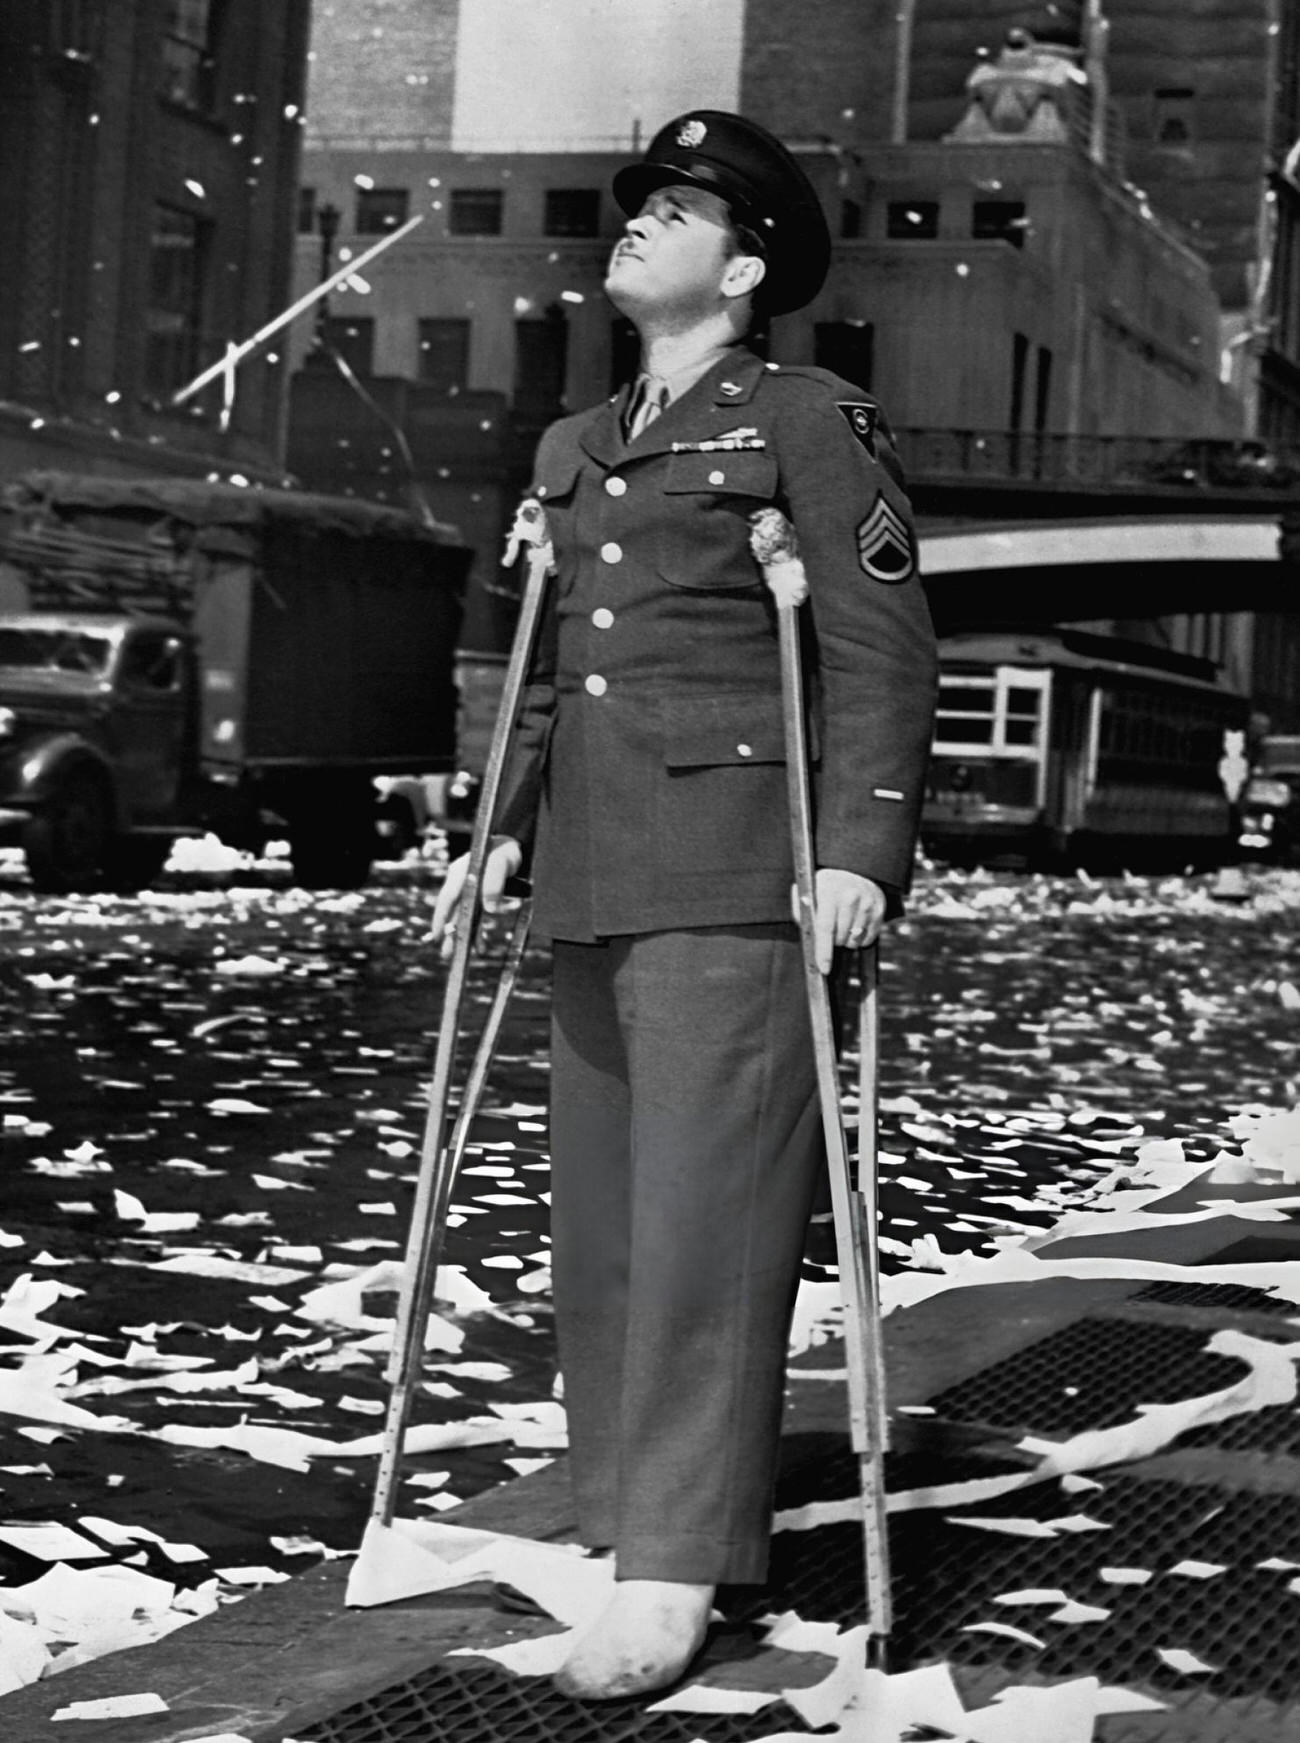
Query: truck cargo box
[[0, 471, 473, 773]]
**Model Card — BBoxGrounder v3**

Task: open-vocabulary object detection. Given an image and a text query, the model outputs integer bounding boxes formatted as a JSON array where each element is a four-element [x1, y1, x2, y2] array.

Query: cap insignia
[[676, 118, 707, 148]]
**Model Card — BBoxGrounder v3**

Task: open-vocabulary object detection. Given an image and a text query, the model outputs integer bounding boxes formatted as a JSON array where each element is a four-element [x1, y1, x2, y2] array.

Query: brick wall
[[739, 0, 905, 146], [306, 0, 458, 142]]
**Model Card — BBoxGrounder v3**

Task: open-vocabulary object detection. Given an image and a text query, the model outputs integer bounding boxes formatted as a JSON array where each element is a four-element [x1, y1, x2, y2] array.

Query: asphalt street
[[1, 847, 1298, 1709]]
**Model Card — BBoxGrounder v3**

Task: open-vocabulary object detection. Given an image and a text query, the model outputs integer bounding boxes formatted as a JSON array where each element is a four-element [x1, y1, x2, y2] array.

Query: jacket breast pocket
[[657, 451, 780, 590], [658, 696, 791, 874]]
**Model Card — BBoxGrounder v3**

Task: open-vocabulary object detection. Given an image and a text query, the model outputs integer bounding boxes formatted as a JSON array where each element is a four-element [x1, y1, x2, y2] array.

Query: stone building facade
[[0, 0, 311, 483], [291, 0, 1249, 650]]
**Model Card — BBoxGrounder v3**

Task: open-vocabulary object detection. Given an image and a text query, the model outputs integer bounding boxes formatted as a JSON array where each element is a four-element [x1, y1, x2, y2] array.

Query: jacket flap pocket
[[663, 451, 778, 498], [663, 697, 786, 768]]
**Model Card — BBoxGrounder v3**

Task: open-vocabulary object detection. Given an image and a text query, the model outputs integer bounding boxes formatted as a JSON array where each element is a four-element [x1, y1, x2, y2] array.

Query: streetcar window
[[1096, 681, 1243, 790], [934, 666, 1046, 754], [940, 684, 994, 712]]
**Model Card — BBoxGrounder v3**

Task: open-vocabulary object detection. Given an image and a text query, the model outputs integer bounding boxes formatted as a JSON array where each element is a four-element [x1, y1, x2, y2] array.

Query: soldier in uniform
[[434, 111, 937, 1700]]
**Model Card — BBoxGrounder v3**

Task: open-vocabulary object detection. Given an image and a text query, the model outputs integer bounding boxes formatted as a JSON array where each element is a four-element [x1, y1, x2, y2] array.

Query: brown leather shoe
[[553, 1578, 714, 1701]]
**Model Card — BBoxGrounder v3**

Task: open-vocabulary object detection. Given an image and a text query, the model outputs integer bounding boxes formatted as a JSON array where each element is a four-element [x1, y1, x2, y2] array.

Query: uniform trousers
[[548, 923, 823, 1586]]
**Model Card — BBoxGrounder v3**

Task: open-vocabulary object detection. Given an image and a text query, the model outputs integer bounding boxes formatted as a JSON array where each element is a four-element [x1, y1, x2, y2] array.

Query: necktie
[[624, 375, 669, 442]]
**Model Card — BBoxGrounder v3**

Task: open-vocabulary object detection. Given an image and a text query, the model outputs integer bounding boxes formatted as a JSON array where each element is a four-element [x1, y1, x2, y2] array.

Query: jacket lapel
[[577, 350, 766, 467], [624, 350, 767, 461], [576, 391, 630, 468]]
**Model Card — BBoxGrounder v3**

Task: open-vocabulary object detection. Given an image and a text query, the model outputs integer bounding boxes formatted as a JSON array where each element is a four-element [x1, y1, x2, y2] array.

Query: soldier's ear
[[721, 251, 766, 302]]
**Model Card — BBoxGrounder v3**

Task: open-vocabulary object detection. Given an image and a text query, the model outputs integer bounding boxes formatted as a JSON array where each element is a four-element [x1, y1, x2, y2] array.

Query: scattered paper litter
[[960, 1677, 1102, 1743], [51, 1692, 170, 1720], [0, 1611, 54, 1696], [143, 1254, 308, 1286], [779, 1623, 872, 1729], [946, 1515, 1060, 1539], [1155, 1646, 1217, 1675], [962, 1621, 1048, 1648], [214, 954, 284, 976], [346, 1515, 613, 1623], [0, 1522, 107, 1562], [1048, 1601, 1111, 1624], [761, 1610, 845, 1655], [645, 1684, 780, 1715], [780, 1637, 969, 1737], [450, 1629, 573, 1676]]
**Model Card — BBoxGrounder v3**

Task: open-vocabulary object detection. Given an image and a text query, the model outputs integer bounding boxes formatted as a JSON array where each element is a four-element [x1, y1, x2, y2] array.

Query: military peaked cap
[[612, 110, 832, 315]]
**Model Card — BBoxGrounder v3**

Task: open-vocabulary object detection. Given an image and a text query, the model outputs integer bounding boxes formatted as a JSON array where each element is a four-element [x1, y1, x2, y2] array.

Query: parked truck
[[0, 471, 472, 892]]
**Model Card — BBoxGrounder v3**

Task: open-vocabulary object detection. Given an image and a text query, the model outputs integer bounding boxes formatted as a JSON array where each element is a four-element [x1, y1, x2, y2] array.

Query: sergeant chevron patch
[[856, 492, 915, 583], [837, 401, 878, 456]]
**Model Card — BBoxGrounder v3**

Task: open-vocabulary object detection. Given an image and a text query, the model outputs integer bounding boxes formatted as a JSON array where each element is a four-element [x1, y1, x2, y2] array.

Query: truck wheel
[[287, 778, 376, 889], [106, 836, 173, 893], [22, 770, 112, 894]]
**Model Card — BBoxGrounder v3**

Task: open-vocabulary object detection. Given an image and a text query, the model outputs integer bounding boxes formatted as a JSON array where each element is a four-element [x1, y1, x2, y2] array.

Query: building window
[[840, 199, 863, 240], [1035, 345, 1053, 434], [972, 200, 1027, 247], [1153, 86, 1195, 148], [159, 0, 222, 111], [417, 319, 471, 391], [449, 188, 504, 236], [356, 188, 409, 234], [297, 187, 318, 234], [887, 200, 939, 239], [320, 316, 375, 377], [1009, 331, 1029, 435], [49, 0, 99, 60], [146, 204, 207, 396], [514, 309, 567, 424], [814, 322, 874, 394], [545, 189, 601, 238]]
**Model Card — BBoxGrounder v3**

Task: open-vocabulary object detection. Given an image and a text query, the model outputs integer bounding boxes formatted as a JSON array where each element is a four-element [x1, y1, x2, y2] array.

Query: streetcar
[[920, 628, 1250, 869]]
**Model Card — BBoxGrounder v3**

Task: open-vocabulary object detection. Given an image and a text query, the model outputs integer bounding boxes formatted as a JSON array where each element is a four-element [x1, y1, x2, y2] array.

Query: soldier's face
[[605, 184, 740, 319]]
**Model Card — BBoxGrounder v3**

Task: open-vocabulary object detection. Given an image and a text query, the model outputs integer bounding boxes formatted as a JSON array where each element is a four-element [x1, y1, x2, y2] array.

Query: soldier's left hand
[[793, 869, 887, 975]]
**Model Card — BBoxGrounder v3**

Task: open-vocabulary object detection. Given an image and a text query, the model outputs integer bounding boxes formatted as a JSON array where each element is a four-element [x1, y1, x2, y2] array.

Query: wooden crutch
[[750, 508, 893, 1665], [369, 499, 554, 1527]]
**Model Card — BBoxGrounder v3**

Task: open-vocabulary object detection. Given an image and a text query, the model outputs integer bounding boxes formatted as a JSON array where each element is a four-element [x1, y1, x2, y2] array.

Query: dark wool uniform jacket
[[495, 346, 939, 943]]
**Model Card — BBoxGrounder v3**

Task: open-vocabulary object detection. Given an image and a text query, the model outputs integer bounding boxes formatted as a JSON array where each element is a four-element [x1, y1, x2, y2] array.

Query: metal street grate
[[304, 1310, 1300, 1742], [303, 1662, 802, 1743], [924, 1316, 1252, 1436], [1134, 1280, 1300, 1318], [305, 1471, 1300, 1743]]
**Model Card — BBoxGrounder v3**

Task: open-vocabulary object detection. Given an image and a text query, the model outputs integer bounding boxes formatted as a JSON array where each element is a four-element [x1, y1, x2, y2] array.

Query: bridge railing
[[893, 429, 1300, 495]]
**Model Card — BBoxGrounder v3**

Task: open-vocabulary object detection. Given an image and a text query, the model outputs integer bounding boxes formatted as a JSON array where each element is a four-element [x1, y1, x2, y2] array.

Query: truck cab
[[0, 470, 471, 894], [0, 613, 191, 890]]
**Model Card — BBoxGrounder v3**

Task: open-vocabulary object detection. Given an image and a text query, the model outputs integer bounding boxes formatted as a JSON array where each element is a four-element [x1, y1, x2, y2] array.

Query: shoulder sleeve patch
[[856, 491, 916, 584], [837, 401, 879, 457]]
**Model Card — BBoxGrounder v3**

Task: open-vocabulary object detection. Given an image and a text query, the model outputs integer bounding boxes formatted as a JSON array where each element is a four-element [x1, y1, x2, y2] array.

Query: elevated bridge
[[896, 429, 1300, 632]]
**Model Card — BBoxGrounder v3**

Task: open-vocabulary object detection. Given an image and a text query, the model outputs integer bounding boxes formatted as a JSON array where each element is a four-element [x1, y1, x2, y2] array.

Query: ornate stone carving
[[945, 28, 1088, 144]]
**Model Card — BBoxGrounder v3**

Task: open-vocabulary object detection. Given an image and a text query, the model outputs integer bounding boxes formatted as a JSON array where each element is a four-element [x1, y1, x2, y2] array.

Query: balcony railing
[[894, 429, 1300, 495]]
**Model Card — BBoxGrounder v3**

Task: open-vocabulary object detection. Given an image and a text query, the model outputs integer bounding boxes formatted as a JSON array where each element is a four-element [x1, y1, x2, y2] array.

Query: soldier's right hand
[[430, 836, 523, 960]]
